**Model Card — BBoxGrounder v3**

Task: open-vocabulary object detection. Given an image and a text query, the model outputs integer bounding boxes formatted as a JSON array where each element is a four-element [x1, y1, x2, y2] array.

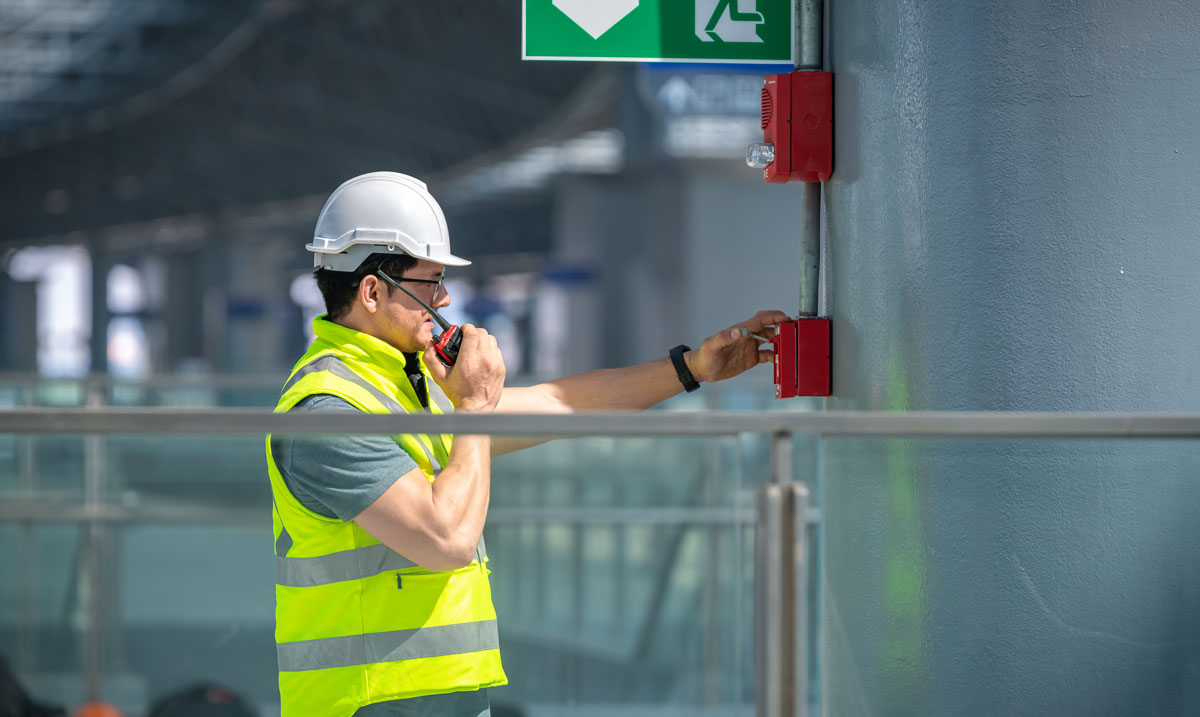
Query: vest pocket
[[360, 565, 495, 635]]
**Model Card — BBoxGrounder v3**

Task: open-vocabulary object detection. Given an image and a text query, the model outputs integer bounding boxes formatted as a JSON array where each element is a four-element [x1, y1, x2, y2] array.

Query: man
[[266, 172, 787, 716]]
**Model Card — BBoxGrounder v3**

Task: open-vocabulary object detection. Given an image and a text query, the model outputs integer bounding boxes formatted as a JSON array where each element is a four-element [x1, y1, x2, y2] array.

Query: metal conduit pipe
[[756, 11, 827, 717], [795, 0, 824, 317], [796, 0, 824, 70]]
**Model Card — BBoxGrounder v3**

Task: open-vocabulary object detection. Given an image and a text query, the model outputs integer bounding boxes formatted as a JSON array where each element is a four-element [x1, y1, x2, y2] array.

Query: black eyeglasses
[[375, 269, 445, 300]]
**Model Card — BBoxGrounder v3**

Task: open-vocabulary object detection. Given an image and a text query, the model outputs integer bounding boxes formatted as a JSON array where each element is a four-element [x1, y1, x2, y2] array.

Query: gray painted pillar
[[0, 274, 37, 371], [551, 175, 669, 372], [89, 236, 110, 375], [823, 0, 1200, 714], [164, 249, 205, 371]]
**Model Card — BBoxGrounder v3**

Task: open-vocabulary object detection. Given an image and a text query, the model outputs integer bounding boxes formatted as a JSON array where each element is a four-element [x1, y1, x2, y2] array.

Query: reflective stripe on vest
[[284, 353, 442, 470], [277, 619, 500, 672], [284, 354, 400, 411], [276, 543, 418, 587], [276, 540, 489, 587]]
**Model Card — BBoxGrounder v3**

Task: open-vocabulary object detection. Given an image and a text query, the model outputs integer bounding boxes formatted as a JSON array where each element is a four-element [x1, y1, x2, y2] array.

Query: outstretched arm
[[492, 310, 790, 454]]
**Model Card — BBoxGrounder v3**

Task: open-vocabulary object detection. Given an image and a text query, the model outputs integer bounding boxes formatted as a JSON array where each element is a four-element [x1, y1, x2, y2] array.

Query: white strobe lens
[[746, 143, 776, 169]]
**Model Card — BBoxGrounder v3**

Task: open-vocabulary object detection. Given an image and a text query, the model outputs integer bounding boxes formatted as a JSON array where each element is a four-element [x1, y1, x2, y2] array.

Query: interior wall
[[681, 170, 800, 343], [552, 168, 805, 376], [823, 0, 1200, 714]]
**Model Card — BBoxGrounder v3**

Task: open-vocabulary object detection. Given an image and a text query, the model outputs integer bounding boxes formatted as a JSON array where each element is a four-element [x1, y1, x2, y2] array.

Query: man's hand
[[425, 324, 506, 412], [686, 310, 791, 384]]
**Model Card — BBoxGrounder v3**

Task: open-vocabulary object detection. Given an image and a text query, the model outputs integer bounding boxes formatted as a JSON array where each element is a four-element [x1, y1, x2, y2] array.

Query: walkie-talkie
[[429, 317, 462, 367], [388, 278, 462, 366]]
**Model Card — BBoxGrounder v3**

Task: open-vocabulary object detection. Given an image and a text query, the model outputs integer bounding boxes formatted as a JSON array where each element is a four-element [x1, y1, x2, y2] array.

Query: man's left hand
[[686, 310, 792, 384]]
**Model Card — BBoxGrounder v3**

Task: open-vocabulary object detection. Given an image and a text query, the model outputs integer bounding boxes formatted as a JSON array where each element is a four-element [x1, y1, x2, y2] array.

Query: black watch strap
[[669, 344, 701, 393]]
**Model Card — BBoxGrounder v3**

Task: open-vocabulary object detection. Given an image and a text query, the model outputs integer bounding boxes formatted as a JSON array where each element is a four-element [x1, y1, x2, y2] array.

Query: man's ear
[[359, 274, 381, 314]]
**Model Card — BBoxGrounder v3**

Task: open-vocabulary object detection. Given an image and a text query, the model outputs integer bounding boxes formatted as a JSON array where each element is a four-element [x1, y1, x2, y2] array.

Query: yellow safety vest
[[265, 317, 506, 717]]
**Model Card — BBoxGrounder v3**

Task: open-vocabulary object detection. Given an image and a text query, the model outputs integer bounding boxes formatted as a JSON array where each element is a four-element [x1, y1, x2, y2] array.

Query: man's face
[[375, 258, 450, 353]]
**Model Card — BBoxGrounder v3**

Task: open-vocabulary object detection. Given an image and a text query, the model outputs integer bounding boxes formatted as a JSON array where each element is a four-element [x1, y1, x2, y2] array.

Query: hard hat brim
[[308, 230, 472, 272]]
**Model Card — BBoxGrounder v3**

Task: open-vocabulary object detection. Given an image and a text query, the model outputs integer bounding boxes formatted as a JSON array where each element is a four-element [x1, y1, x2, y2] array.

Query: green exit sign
[[524, 0, 795, 64]]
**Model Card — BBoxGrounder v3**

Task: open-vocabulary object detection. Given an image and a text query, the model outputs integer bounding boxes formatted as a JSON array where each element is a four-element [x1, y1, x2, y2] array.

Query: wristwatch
[[669, 344, 701, 393]]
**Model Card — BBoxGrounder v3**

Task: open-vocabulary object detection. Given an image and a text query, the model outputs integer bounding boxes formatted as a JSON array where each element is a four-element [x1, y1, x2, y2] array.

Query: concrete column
[[164, 249, 206, 371], [823, 0, 1200, 714], [0, 273, 37, 371], [89, 236, 110, 375]]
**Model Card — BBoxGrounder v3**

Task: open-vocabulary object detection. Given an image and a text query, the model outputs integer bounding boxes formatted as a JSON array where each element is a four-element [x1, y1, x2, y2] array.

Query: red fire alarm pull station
[[747, 71, 833, 183], [771, 318, 831, 398]]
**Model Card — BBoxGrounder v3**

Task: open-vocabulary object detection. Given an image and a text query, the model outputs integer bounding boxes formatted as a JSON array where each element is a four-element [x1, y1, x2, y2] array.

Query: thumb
[[424, 345, 450, 386], [710, 327, 741, 350]]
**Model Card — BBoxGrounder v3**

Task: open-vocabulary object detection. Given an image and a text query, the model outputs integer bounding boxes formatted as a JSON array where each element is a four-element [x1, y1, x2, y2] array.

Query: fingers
[[469, 326, 500, 359], [424, 345, 449, 382], [458, 324, 480, 355], [758, 349, 774, 364], [735, 327, 774, 342], [457, 325, 502, 360], [744, 310, 792, 332]]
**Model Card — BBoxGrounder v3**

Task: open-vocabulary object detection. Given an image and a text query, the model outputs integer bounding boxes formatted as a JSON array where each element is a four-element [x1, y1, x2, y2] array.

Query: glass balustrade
[[0, 374, 812, 716], [3, 375, 1195, 716]]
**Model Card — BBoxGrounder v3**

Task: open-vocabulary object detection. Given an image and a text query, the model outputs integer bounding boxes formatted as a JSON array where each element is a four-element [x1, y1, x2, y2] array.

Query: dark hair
[[315, 252, 418, 320]]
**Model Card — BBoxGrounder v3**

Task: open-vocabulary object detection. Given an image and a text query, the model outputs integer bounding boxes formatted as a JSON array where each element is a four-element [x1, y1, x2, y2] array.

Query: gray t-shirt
[[352, 690, 490, 716], [273, 393, 420, 520]]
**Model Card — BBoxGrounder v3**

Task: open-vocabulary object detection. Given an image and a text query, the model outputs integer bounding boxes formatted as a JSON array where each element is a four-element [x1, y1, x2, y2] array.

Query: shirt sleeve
[[273, 393, 420, 521]]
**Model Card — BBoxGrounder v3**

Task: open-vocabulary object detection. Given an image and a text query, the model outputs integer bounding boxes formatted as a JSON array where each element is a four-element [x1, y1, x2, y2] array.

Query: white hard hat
[[306, 171, 471, 272]]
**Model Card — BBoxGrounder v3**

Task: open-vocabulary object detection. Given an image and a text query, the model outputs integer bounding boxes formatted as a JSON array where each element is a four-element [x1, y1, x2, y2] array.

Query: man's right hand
[[425, 324, 505, 412]]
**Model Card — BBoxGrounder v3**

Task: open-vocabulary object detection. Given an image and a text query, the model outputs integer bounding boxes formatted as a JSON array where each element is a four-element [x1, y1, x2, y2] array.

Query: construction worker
[[265, 171, 788, 716]]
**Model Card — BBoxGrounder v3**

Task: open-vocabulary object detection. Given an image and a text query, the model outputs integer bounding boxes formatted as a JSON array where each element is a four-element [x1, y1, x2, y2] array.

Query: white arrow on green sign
[[524, 0, 795, 64]]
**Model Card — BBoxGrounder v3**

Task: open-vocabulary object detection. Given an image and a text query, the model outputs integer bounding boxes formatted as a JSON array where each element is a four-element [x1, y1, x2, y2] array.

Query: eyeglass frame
[[374, 269, 445, 303]]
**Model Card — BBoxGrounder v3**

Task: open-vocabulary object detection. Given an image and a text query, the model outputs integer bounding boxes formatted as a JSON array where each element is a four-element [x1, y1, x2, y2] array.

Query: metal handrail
[[0, 372, 285, 389], [2, 408, 1200, 437], [0, 502, 786, 525]]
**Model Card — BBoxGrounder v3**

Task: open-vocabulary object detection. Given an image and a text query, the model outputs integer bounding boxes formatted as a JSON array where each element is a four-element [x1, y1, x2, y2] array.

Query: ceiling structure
[[0, 0, 608, 245]]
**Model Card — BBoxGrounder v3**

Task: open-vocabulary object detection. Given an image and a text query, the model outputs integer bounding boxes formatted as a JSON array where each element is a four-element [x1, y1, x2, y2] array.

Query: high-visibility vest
[[265, 317, 506, 717]]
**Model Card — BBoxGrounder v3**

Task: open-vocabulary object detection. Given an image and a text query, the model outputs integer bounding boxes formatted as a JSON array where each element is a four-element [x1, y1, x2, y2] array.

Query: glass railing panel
[[103, 436, 268, 505], [484, 434, 773, 715], [819, 436, 1200, 717], [116, 523, 276, 708], [0, 432, 19, 495], [33, 382, 89, 407], [0, 435, 87, 500], [0, 523, 87, 708], [0, 384, 32, 408], [1, 435, 268, 503], [1, 425, 788, 716]]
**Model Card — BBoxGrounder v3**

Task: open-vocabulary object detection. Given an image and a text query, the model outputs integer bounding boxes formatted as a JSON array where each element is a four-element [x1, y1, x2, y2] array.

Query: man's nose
[[434, 286, 451, 309]]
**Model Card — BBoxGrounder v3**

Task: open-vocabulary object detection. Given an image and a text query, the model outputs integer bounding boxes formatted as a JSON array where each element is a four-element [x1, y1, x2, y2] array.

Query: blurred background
[[0, 0, 804, 714], [10, 1, 1200, 716], [0, 0, 801, 381]]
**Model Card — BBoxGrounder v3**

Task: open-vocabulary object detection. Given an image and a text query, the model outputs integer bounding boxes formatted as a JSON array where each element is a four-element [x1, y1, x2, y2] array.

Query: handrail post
[[18, 384, 36, 673], [82, 383, 106, 702], [792, 479, 809, 717], [757, 431, 809, 717]]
